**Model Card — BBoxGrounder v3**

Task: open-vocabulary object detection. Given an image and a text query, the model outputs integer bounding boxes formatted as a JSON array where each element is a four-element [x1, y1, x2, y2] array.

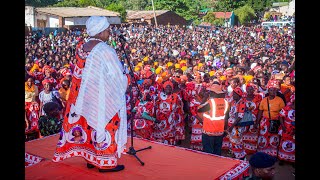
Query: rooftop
[[212, 12, 232, 19], [35, 6, 119, 18], [126, 10, 169, 20]]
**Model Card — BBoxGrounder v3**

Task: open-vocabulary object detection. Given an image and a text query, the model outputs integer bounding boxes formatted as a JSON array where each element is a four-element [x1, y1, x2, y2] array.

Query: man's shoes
[[87, 163, 95, 169], [98, 165, 125, 172]]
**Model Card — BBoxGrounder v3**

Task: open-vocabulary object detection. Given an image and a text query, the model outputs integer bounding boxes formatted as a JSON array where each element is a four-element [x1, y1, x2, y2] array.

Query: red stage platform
[[25, 134, 249, 180]]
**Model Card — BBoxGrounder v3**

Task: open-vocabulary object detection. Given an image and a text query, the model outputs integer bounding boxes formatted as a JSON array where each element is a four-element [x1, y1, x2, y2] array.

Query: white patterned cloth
[[74, 42, 128, 157]]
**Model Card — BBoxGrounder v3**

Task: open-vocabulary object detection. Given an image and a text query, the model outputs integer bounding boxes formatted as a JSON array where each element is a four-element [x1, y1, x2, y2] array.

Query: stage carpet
[[25, 134, 249, 180]]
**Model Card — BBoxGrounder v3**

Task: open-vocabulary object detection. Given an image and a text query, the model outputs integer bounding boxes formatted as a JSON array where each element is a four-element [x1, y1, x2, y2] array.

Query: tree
[[106, 3, 127, 22], [234, 4, 256, 25], [26, 0, 59, 7], [246, 0, 273, 13], [213, 0, 247, 12], [52, 0, 115, 8], [203, 12, 216, 25], [213, 18, 224, 26]]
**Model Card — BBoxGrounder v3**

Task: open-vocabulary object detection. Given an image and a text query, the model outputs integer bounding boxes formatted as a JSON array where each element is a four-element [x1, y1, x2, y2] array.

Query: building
[[200, 11, 235, 27], [269, 0, 295, 16], [25, 6, 121, 28], [126, 10, 187, 26]]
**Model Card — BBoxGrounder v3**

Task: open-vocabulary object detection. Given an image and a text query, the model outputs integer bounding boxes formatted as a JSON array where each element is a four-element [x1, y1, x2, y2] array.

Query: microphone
[[114, 30, 126, 42]]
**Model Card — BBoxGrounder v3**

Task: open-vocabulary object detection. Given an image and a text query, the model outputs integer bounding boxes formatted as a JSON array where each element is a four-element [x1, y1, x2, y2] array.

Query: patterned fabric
[[242, 95, 262, 154], [257, 96, 285, 157], [133, 100, 155, 139], [278, 106, 295, 162], [227, 99, 246, 159], [38, 115, 62, 136], [25, 102, 40, 133], [151, 91, 179, 145], [52, 41, 125, 169]]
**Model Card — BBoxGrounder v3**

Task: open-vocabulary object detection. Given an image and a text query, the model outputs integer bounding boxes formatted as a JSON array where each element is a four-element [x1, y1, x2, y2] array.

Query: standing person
[[255, 81, 285, 157], [38, 81, 64, 117], [280, 76, 295, 104], [196, 84, 228, 155], [278, 95, 295, 164], [225, 87, 247, 160], [25, 77, 40, 138], [132, 92, 157, 140], [152, 80, 179, 145], [53, 16, 128, 172], [242, 84, 262, 155]]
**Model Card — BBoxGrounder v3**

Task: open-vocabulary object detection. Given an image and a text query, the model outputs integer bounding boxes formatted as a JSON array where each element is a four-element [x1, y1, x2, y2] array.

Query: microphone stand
[[117, 36, 151, 166]]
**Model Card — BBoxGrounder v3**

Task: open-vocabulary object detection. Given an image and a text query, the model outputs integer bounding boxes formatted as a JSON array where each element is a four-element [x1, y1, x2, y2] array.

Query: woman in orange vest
[[196, 84, 228, 155]]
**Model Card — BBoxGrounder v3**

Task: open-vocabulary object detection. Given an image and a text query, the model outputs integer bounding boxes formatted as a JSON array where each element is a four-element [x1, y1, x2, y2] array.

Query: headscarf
[[163, 80, 173, 89], [155, 67, 162, 74], [42, 79, 50, 86], [233, 87, 243, 97], [181, 66, 187, 72], [85, 16, 110, 37], [246, 83, 258, 92], [209, 71, 215, 77], [143, 79, 152, 86], [267, 80, 280, 89]]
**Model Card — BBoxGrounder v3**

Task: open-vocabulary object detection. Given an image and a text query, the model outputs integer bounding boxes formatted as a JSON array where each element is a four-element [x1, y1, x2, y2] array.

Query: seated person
[[38, 102, 63, 137]]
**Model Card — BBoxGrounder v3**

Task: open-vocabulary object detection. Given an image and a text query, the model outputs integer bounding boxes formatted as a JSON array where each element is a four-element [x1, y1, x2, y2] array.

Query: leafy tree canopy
[[106, 3, 127, 22]]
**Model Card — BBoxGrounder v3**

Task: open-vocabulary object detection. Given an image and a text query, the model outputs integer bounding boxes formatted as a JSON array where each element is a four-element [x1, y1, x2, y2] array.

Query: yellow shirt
[[259, 96, 285, 119]]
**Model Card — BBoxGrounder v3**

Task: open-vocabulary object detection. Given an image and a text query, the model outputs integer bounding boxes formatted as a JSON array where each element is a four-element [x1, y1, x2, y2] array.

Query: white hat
[[250, 63, 257, 70], [86, 16, 110, 37]]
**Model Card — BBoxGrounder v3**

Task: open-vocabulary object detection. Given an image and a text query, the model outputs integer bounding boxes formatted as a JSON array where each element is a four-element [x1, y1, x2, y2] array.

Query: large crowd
[[25, 22, 295, 167]]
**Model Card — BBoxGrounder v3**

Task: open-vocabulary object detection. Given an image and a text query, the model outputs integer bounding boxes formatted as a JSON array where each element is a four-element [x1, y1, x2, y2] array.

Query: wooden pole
[[151, 0, 158, 28]]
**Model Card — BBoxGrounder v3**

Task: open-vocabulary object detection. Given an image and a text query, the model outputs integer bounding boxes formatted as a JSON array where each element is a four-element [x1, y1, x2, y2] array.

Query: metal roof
[[126, 10, 169, 20], [35, 6, 119, 17]]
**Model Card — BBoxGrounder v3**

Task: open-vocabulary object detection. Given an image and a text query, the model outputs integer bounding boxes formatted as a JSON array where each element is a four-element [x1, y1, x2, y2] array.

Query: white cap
[[86, 16, 110, 36]]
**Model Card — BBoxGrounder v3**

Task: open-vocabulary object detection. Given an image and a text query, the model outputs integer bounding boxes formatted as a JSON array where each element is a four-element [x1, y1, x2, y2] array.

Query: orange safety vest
[[202, 98, 228, 136]]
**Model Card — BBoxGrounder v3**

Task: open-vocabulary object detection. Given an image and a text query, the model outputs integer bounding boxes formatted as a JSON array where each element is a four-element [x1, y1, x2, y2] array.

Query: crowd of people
[[25, 21, 295, 171]]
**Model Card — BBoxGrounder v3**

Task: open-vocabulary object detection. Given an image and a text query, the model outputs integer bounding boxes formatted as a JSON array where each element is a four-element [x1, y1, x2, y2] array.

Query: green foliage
[[192, 19, 202, 26], [213, 18, 224, 26], [203, 12, 216, 25], [213, 0, 247, 12], [264, 12, 271, 19], [246, 0, 273, 12], [234, 4, 256, 25], [119, 0, 149, 10], [26, 0, 59, 7], [106, 3, 127, 22], [53, 0, 115, 8], [202, 12, 226, 26]]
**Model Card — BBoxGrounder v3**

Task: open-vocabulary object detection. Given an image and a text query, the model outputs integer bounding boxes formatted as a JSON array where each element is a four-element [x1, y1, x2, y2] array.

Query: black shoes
[[98, 165, 125, 172], [87, 163, 95, 169]]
